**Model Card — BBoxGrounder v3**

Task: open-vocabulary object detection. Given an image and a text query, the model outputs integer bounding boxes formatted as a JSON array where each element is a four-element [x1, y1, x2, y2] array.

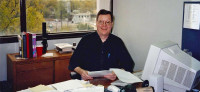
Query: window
[[0, 0, 20, 36], [26, 0, 97, 34], [0, 0, 112, 43]]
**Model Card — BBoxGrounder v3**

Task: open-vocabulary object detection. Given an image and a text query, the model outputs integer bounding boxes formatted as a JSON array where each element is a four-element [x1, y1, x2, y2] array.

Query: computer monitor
[[141, 41, 200, 92]]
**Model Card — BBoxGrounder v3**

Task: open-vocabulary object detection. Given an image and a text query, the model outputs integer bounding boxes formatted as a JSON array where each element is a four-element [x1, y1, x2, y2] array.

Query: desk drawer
[[16, 61, 53, 72], [16, 68, 53, 91]]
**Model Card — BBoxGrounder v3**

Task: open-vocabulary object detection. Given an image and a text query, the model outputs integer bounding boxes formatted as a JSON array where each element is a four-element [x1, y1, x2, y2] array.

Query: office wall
[[0, 38, 81, 81], [97, 0, 111, 11], [112, 0, 194, 71]]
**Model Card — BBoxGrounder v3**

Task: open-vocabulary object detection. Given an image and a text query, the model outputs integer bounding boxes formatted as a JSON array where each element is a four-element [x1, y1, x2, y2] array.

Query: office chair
[[70, 72, 81, 79]]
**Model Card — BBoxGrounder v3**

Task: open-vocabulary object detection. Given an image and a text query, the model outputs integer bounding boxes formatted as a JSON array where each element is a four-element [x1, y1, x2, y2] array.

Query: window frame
[[0, 0, 113, 44]]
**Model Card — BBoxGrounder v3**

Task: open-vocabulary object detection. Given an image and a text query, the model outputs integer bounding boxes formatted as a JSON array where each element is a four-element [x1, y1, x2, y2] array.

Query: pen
[[108, 53, 110, 58]]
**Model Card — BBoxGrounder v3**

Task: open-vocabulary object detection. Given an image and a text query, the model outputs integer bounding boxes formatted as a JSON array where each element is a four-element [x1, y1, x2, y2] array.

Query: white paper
[[88, 70, 112, 77], [18, 80, 97, 92], [65, 86, 104, 92], [17, 85, 57, 92], [133, 71, 143, 79], [184, 4, 200, 30], [51, 80, 85, 92], [17, 89, 31, 92], [111, 80, 130, 86], [42, 53, 53, 57], [110, 68, 142, 83], [42, 90, 60, 92]]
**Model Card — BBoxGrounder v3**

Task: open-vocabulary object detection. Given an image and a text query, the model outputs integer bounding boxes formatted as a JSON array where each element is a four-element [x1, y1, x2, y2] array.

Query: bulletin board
[[182, 2, 200, 61]]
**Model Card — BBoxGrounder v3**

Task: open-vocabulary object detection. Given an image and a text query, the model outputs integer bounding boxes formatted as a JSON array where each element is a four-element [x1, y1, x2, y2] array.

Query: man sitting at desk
[[68, 9, 134, 81]]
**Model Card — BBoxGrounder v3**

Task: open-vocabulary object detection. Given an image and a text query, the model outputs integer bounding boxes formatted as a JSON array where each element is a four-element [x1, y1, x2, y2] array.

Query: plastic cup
[[36, 45, 43, 57]]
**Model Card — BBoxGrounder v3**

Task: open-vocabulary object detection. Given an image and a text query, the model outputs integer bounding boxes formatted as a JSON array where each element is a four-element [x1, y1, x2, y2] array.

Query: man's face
[[96, 14, 113, 37]]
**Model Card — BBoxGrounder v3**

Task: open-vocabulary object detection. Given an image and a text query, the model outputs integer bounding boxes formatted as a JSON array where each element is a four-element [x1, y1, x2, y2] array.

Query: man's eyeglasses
[[97, 21, 112, 26]]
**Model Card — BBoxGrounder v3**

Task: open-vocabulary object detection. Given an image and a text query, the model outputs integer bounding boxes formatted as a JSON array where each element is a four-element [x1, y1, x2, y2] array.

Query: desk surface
[[18, 78, 143, 92], [89, 77, 142, 88], [89, 77, 114, 88]]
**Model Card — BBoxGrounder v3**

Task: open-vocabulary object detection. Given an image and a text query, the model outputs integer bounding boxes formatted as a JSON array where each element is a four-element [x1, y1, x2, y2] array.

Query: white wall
[[0, 43, 19, 81], [113, 0, 192, 71], [97, 0, 111, 11], [0, 38, 81, 81]]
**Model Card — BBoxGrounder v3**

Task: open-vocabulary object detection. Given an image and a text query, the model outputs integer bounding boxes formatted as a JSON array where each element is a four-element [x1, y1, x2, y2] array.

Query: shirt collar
[[95, 32, 111, 43]]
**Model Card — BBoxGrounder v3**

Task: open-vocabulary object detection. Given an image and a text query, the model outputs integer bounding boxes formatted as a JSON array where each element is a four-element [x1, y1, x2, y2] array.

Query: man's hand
[[74, 67, 93, 80], [104, 72, 117, 80]]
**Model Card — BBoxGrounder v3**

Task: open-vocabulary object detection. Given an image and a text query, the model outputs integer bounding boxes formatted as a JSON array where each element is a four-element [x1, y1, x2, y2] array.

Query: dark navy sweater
[[68, 32, 134, 73]]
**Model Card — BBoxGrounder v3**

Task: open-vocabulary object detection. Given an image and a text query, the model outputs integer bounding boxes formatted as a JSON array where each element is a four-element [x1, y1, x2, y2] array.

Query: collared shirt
[[68, 32, 134, 73]]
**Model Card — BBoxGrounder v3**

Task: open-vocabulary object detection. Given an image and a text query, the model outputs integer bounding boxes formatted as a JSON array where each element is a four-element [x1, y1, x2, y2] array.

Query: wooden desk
[[89, 77, 142, 89], [89, 77, 114, 88], [7, 50, 72, 92], [18, 77, 143, 92]]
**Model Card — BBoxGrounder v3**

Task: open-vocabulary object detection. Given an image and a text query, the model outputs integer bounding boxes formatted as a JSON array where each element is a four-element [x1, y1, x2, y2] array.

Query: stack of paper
[[51, 79, 104, 92], [52, 80, 84, 92], [54, 43, 73, 53], [65, 86, 104, 92]]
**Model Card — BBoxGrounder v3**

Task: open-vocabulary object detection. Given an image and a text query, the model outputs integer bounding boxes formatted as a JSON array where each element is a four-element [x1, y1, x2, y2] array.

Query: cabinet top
[[7, 50, 72, 63]]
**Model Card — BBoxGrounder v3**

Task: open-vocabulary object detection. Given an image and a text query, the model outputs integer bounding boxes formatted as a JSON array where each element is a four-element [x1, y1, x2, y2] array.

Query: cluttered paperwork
[[51, 80, 84, 92], [17, 80, 104, 92], [51, 79, 104, 92]]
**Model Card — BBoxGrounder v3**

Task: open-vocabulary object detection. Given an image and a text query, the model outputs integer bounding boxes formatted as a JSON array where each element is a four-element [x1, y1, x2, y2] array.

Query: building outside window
[[0, 0, 102, 36]]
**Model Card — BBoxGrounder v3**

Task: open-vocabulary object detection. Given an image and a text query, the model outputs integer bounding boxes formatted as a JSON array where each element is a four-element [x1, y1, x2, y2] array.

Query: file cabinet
[[7, 50, 72, 92]]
